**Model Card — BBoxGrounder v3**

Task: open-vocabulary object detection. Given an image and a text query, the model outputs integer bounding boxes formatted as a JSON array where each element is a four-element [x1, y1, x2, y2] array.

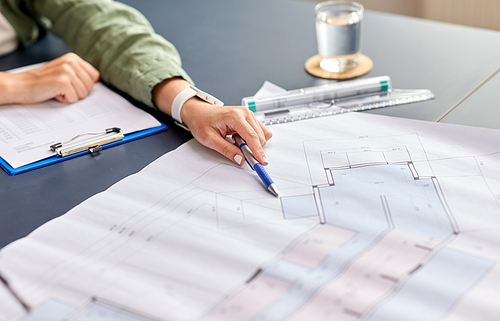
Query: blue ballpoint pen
[[233, 135, 279, 197]]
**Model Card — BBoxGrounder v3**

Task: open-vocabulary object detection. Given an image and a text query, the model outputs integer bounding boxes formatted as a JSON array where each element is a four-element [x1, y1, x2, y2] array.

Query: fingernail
[[262, 156, 269, 164], [234, 154, 243, 165]]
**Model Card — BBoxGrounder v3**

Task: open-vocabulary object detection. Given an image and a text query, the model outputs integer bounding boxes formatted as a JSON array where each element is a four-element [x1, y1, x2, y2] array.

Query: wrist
[[180, 98, 213, 129], [171, 85, 224, 129], [151, 78, 224, 129], [152, 77, 191, 115]]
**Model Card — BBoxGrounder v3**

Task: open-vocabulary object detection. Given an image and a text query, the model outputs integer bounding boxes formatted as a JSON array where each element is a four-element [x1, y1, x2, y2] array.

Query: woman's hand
[[182, 100, 272, 166], [0, 53, 100, 105], [153, 78, 272, 165]]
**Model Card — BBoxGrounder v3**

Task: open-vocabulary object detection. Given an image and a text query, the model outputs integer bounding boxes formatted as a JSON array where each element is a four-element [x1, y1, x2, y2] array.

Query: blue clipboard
[[0, 123, 168, 176]]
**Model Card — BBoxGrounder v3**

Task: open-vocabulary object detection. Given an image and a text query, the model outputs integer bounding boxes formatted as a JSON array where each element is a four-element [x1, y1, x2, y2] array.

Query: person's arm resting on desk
[[0, 0, 271, 165]]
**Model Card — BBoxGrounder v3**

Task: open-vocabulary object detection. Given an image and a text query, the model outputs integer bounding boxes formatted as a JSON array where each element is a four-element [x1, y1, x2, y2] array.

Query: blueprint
[[1, 112, 500, 320]]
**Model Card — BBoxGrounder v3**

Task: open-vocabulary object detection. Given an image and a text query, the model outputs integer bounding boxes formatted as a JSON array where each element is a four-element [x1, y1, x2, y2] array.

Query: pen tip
[[269, 184, 279, 197]]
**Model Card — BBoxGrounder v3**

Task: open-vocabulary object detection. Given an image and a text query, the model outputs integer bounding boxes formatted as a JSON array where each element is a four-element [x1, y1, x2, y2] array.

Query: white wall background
[[305, 0, 500, 31]]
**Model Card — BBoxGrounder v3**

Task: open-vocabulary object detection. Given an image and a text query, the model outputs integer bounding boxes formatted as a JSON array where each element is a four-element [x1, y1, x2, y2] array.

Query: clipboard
[[0, 123, 167, 175]]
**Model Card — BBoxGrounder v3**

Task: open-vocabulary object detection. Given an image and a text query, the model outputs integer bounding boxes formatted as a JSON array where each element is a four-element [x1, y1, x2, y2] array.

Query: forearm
[[152, 77, 213, 125], [152, 77, 192, 117], [31, 0, 192, 107]]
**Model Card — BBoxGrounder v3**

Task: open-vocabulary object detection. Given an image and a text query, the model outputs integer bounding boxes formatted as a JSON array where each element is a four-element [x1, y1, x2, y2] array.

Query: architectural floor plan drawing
[[1, 112, 500, 321]]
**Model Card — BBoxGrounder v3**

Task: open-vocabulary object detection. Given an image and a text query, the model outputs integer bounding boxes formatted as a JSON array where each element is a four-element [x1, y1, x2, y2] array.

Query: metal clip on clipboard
[[50, 127, 124, 157], [242, 76, 435, 125]]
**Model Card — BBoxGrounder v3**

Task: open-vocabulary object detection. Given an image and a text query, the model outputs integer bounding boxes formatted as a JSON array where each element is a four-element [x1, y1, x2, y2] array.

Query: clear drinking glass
[[315, 1, 364, 73]]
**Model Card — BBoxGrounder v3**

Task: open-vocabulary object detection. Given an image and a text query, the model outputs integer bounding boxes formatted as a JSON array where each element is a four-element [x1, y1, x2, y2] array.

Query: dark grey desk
[[437, 70, 500, 129], [2, 0, 500, 248]]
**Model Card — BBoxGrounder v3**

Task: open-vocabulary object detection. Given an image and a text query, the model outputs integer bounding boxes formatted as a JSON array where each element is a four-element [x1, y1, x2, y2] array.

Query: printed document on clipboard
[[0, 64, 166, 175], [244, 76, 435, 125]]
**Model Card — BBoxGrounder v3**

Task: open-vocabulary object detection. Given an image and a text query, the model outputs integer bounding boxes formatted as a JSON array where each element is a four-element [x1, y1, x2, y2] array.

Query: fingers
[[54, 81, 79, 104], [186, 104, 272, 166], [246, 112, 267, 147], [55, 54, 100, 101], [227, 107, 270, 165], [231, 118, 268, 165], [259, 121, 273, 141], [71, 62, 98, 95], [234, 105, 269, 148], [19, 53, 100, 105], [204, 132, 246, 166], [76, 55, 100, 83]]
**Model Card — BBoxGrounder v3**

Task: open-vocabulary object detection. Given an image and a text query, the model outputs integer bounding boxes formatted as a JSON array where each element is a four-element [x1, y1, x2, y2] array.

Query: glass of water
[[315, 1, 364, 73]]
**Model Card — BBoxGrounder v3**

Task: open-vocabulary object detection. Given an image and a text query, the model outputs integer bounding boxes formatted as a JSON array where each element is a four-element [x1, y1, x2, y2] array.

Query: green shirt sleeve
[[1, 0, 193, 108]]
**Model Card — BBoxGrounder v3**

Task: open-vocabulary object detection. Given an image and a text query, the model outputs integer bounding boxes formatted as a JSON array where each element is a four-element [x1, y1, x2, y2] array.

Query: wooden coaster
[[305, 54, 373, 80]]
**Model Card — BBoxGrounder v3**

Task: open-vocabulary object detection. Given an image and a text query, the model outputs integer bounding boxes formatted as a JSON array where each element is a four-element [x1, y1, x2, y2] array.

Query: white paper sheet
[[0, 281, 25, 321], [252, 80, 287, 99], [1, 112, 500, 320], [0, 63, 161, 168]]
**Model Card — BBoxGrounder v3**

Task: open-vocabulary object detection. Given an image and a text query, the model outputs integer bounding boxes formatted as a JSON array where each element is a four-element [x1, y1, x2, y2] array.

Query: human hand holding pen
[[153, 78, 272, 166], [184, 103, 272, 166]]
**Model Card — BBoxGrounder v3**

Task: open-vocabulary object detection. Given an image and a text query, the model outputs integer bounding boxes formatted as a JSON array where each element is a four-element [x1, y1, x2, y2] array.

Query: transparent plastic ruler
[[254, 89, 435, 125]]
